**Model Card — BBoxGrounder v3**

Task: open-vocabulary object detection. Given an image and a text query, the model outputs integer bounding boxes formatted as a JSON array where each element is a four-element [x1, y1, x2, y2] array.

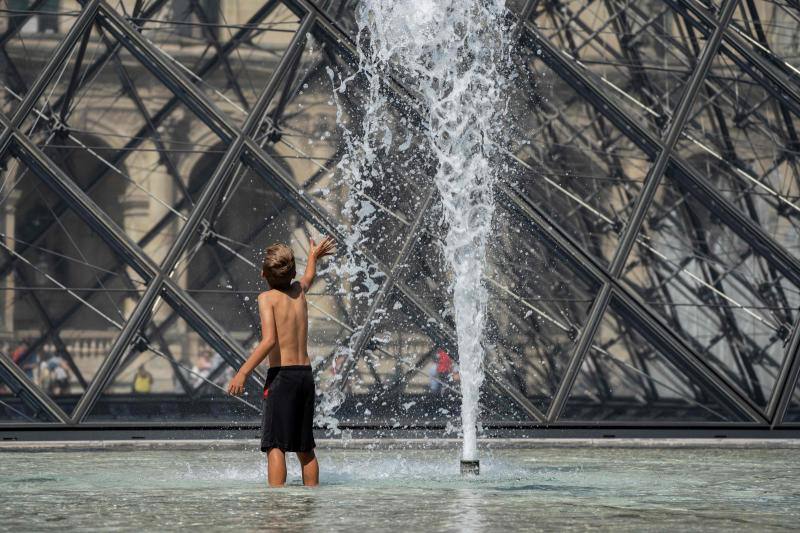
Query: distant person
[[228, 236, 335, 487], [11, 341, 36, 380], [11, 341, 28, 364], [36, 356, 50, 391], [40, 353, 70, 395], [133, 364, 153, 394], [429, 348, 453, 394]]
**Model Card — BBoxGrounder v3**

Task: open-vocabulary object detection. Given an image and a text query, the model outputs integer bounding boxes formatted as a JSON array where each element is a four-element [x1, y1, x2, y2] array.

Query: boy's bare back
[[227, 235, 334, 393], [260, 282, 310, 368]]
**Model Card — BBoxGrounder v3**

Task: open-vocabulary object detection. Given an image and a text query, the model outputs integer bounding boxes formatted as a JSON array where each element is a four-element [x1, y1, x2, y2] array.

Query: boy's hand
[[300, 236, 335, 292], [309, 235, 336, 260], [227, 371, 247, 396]]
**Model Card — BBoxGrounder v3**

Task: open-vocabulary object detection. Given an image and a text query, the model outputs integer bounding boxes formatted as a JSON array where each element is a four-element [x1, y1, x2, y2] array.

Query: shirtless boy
[[227, 236, 335, 487]]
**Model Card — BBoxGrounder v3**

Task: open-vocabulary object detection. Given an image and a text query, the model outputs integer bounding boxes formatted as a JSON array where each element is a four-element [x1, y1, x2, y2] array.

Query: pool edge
[[2, 437, 800, 452]]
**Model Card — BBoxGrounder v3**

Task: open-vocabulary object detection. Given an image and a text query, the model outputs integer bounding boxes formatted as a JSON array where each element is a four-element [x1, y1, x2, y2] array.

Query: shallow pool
[[1, 444, 798, 531]]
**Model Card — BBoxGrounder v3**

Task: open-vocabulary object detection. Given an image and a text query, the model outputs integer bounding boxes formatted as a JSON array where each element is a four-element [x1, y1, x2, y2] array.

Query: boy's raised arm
[[299, 236, 335, 292], [227, 294, 277, 396]]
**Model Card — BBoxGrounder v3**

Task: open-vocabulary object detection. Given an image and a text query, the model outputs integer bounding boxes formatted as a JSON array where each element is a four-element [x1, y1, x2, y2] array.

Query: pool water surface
[[0, 444, 797, 531]]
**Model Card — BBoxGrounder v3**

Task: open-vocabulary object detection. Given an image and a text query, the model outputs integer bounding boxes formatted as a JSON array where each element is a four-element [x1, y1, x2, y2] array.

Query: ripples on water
[[1, 446, 798, 531]]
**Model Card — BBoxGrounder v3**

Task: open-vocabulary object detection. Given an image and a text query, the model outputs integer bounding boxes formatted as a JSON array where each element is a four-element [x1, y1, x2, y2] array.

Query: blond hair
[[261, 243, 295, 289]]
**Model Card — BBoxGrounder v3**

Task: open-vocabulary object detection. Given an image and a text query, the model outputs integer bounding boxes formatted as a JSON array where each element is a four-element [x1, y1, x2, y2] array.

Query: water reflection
[[0, 447, 799, 531], [266, 490, 315, 529], [451, 487, 485, 533]]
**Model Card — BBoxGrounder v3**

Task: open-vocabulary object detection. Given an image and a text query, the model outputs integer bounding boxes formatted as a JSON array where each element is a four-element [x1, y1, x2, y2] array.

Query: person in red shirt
[[11, 341, 35, 380], [429, 348, 455, 394], [436, 349, 452, 375]]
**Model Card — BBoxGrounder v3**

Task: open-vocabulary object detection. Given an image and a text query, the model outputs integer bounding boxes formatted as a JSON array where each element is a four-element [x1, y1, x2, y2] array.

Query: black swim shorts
[[260, 365, 316, 453]]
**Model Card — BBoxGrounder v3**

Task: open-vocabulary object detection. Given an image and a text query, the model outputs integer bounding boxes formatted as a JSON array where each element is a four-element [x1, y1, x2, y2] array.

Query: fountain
[[331, 0, 513, 473]]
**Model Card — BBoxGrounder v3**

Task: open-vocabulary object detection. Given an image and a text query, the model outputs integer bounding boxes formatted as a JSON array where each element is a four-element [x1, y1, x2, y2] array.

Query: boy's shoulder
[[258, 290, 275, 301], [259, 282, 302, 301]]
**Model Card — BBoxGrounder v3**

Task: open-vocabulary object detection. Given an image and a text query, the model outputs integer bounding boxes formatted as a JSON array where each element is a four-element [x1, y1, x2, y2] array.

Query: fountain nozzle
[[460, 459, 480, 476]]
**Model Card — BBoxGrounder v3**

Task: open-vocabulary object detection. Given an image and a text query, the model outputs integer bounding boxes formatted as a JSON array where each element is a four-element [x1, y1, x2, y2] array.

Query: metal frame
[[1, 0, 799, 432], [546, 0, 740, 422]]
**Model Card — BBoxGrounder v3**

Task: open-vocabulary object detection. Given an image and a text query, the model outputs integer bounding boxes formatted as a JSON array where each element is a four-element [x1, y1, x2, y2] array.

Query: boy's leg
[[297, 451, 319, 486], [267, 448, 287, 487]]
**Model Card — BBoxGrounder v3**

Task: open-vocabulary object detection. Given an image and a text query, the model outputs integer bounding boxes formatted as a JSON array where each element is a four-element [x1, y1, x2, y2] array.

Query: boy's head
[[261, 243, 296, 290]]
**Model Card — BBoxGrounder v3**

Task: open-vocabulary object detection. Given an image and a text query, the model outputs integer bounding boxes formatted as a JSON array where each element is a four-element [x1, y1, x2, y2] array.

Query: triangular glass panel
[[325, 288, 556, 429], [561, 299, 749, 422], [781, 370, 800, 424], [0, 343, 63, 423], [0, 154, 147, 415], [17, 20, 229, 265], [0, 0, 86, 117], [138, 0, 304, 124], [624, 167, 797, 410], [321, 294, 460, 428], [84, 297, 261, 422], [502, 0, 715, 264], [708, 0, 798, 81], [482, 203, 601, 415], [528, 0, 704, 137], [497, 54, 656, 265], [675, 40, 800, 267], [260, 30, 354, 192]]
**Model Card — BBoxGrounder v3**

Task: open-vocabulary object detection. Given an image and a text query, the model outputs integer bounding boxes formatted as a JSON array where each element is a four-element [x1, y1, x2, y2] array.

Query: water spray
[[351, 0, 512, 475]]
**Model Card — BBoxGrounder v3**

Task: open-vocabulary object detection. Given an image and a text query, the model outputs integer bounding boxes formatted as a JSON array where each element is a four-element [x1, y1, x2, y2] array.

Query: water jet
[[348, 0, 512, 473]]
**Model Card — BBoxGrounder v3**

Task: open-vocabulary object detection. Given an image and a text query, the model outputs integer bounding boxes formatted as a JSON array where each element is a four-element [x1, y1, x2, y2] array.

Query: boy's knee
[[268, 447, 286, 458], [296, 450, 316, 464]]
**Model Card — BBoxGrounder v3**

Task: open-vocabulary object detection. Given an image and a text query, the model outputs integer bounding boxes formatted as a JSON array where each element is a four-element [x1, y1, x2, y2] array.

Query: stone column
[[120, 188, 149, 320], [2, 188, 22, 335]]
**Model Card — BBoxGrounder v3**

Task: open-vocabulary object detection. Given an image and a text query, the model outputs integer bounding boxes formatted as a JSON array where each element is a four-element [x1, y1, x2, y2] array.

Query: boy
[[227, 236, 335, 487]]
